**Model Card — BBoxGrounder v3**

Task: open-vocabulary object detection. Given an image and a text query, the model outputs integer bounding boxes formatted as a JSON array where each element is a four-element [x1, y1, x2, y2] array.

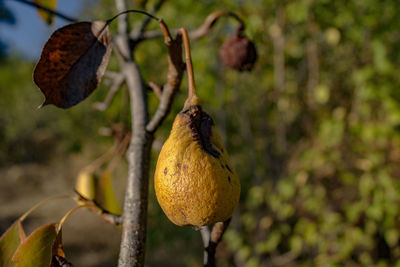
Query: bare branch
[[146, 28, 185, 133], [12, 0, 77, 22], [74, 192, 123, 226], [148, 81, 162, 99], [134, 10, 245, 42], [114, 2, 153, 267], [200, 226, 211, 247], [101, 212, 123, 226], [203, 219, 231, 267], [93, 73, 125, 111], [190, 10, 244, 39], [104, 70, 121, 80]]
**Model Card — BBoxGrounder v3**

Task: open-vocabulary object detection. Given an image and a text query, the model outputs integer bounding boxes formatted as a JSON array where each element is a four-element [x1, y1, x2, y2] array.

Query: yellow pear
[[154, 29, 240, 226]]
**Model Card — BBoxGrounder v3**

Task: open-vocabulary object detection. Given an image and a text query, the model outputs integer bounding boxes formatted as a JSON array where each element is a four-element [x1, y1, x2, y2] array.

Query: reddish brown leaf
[[51, 230, 72, 267], [34, 21, 112, 108]]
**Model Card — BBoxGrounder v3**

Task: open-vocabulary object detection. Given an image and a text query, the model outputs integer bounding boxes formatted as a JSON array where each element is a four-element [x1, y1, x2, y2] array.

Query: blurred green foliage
[[2, 0, 400, 266]]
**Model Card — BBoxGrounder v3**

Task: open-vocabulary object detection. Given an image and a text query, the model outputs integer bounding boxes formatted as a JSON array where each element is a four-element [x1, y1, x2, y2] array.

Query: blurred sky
[[1, 0, 86, 60]]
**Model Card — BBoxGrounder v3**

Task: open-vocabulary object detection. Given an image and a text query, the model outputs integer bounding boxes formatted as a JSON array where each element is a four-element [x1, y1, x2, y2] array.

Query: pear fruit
[[154, 29, 240, 226]]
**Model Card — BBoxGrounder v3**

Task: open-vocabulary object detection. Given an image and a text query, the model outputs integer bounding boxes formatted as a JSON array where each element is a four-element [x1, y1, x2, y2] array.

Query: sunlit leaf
[[75, 169, 122, 215], [12, 223, 58, 267], [33, 0, 57, 25], [96, 169, 122, 215], [0, 221, 25, 267], [75, 170, 96, 200], [34, 21, 112, 108]]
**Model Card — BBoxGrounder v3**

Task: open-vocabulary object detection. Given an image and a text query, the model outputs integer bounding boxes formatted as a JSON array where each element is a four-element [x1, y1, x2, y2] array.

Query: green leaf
[[12, 223, 58, 267], [0, 221, 25, 267], [75, 169, 122, 215], [33, 0, 57, 25], [96, 169, 122, 215], [75, 170, 96, 200]]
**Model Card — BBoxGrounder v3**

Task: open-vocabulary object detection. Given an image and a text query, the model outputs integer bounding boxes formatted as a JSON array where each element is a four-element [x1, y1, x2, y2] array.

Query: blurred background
[[1, 0, 400, 266]]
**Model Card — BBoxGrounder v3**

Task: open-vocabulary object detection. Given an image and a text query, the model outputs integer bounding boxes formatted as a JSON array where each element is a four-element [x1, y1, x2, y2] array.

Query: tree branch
[[74, 192, 123, 226], [190, 10, 244, 39], [148, 81, 162, 98], [93, 73, 125, 111], [146, 30, 185, 133], [115, 1, 152, 267], [200, 226, 211, 247], [203, 219, 231, 267], [132, 10, 245, 42], [12, 0, 77, 22]]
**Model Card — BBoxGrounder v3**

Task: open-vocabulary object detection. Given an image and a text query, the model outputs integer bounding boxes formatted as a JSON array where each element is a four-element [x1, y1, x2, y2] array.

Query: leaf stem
[[58, 204, 93, 232], [107, 9, 160, 24]]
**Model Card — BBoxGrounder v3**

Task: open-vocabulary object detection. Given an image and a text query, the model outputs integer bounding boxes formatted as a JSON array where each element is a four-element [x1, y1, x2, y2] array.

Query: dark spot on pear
[[226, 165, 233, 174], [164, 167, 168, 175], [181, 105, 220, 158]]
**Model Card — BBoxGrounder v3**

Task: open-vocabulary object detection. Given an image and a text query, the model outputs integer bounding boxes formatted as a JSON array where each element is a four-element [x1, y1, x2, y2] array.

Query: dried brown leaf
[[34, 21, 112, 108]]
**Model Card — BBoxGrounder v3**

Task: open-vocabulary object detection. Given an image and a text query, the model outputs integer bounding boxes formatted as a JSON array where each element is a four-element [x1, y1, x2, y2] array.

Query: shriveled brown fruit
[[219, 28, 257, 71]]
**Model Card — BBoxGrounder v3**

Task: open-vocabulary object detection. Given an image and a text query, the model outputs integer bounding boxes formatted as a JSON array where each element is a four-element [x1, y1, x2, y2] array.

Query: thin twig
[[104, 70, 121, 80], [203, 219, 231, 267], [200, 226, 211, 247], [200, 226, 211, 265], [133, 10, 245, 42], [93, 73, 125, 111], [148, 81, 163, 99], [190, 10, 244, 39], [74, 192, 123, 226], [12, 0, 77, 22]]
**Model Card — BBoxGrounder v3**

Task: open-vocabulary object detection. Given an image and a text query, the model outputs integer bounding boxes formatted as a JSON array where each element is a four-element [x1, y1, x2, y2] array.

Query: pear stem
[[179, 28, 198, 106]]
